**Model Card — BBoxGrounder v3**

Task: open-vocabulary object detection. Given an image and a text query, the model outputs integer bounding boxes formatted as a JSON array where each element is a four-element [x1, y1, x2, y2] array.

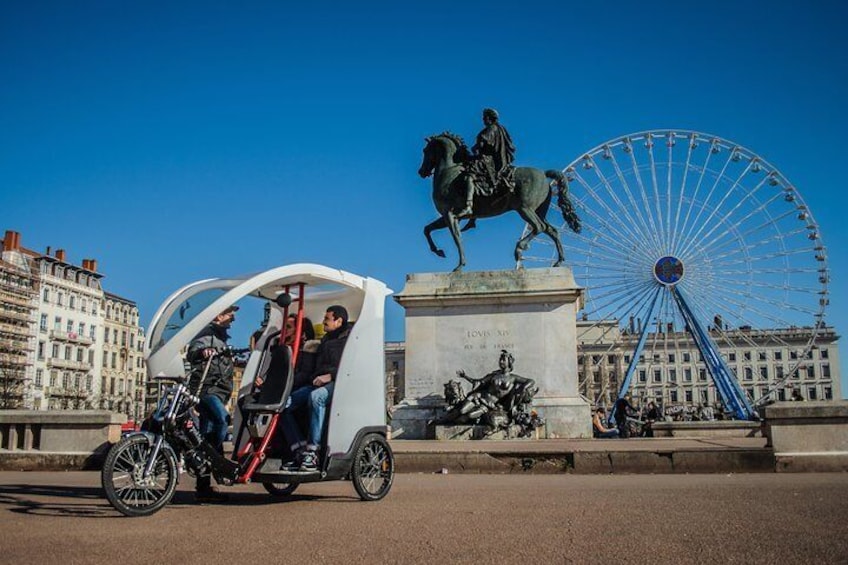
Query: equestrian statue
[[418, 108, 581, 272]]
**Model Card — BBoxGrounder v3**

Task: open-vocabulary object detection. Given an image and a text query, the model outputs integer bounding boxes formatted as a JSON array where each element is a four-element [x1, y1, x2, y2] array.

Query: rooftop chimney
[[3, 230, 19, 252], [82, 259, 90, 270], [45, 246, 51, 256], [56, 249, 66, 262], [89, 259, 98, 272]]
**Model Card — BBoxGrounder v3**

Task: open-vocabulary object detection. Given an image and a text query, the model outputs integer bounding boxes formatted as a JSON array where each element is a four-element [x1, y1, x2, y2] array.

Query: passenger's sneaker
[[298, 449, 319, 472], [194, 487, 229, 504]]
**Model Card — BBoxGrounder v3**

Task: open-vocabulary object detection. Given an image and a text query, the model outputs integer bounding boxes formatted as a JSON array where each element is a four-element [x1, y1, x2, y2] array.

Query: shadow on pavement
[[0, 484, 113, 518], [0, 483, 358, 518]]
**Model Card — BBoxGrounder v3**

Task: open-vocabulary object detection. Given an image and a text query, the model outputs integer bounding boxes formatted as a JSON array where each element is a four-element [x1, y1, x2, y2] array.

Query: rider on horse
[[457, 108, 516, 218]]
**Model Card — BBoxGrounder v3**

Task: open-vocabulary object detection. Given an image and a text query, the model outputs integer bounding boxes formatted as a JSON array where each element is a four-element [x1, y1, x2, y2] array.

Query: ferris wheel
[[520, 130, 830, 418]]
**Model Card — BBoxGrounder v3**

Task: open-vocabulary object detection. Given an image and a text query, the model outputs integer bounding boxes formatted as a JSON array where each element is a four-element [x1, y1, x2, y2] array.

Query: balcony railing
[[50, 330, 94, 346], [46, 358, 92, 371]]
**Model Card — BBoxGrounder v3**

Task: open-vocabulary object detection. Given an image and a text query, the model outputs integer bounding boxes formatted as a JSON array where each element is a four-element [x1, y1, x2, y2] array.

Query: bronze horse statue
[[418, 132, 581, 272]]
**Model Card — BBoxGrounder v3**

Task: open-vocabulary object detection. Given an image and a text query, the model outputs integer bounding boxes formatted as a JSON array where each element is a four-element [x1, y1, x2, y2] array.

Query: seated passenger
[[253, 314, 316, 389], [281, 305, 351, 471], [592, 407, 619, 439]]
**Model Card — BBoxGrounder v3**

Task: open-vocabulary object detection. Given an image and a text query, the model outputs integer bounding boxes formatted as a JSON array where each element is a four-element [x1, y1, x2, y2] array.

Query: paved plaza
[[1, 471, 846, 564]]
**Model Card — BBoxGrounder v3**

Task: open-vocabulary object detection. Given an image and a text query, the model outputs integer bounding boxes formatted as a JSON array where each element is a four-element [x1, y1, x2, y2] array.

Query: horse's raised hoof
[[553, 260, 564, 267], [435, 249, 446, 258]]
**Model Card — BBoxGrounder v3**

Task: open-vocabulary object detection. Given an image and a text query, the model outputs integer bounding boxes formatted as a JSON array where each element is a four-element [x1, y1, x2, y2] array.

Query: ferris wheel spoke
[[697, 278, 820, 318], [644, 133, 668, 250], [577, 158, 656, 249], [699, 221, 805, 262], [570, 176, 657, 258], [709, 246, 813, 267], [681, 173, 772, 256], [580, 284, 659, 347], [676, 139, 737, 256], [675, 138, 718, 256], [624, 139, 666, 254], [583, 280, 657, 318], [678, 155, 755, 260], [607, 148, 665, 255], [669, 133, 698, 253]]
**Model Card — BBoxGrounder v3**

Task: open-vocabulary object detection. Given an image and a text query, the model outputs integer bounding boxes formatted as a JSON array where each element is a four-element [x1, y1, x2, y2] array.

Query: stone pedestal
[[392, 268, 591, 439]]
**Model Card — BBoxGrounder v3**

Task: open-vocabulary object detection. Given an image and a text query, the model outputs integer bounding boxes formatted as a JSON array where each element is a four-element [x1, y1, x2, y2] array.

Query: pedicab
[[101, 263, 395, 517]]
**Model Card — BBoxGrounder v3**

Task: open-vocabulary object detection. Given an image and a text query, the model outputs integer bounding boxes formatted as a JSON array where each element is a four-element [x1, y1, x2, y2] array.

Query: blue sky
[[2, 1, 846, 396]]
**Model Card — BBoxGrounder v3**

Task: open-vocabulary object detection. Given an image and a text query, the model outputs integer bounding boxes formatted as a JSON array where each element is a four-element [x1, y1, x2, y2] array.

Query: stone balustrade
[[0, 410, 126, 470], [762, 401, 848, 472]]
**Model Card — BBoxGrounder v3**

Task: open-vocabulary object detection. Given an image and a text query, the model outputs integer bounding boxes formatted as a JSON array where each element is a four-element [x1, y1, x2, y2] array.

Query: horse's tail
[[546, 170, 581, 233]]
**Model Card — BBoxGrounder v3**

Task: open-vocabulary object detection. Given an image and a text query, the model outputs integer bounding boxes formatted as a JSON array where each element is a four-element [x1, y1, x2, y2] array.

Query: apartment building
[[101, 292, 146, 421]]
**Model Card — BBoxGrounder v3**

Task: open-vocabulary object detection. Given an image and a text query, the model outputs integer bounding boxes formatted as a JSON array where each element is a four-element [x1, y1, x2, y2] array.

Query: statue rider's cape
[[468, 122, 516, 196]]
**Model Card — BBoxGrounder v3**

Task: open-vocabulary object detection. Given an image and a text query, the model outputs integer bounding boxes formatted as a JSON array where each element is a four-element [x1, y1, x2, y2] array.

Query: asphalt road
[[1, 472, 847, 564]]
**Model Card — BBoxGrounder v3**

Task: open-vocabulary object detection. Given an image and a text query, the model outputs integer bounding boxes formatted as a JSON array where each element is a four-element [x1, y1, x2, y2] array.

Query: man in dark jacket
[[187, 305, 238, 502], [281, 305, 351, 471]]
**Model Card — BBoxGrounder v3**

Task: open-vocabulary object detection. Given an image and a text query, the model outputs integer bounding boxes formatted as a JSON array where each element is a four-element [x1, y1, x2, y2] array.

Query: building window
[[81, 299, 87, 313], [62, 372, 70, 389], [130, 334, 135, 348], [758, 352, 767, 361], [653, 369, 662, 383], [807, 365, 815, 379], [66, 319, 73, 333], [825, 387, 832, 400], [86, 376, 93, 391], [102, 352, 108, 367], [78, 322, 85, 336], [113, 329, 118, 344], [776, 366, 784, 379], [820, 348, 829, 359], [639, 370, 646, 383], [684, 368, 692, 382], [700, 389, 708, 403], [40, 314, 48, 331], [43, 288, 49, 302], [64, 345, 71, 360], [54, 316, 62, 331], [57, 292, 64, 306], [774, 351, 782, 361], [623, 355, 630, 364], [777, 389, 786, 401], [728, 352, 736, 362], [49, 370, 58, 387], [69, 296, 76, 310], [76, 348, 84, 362], [790, 351, 798, 360], [37, 341, 45, 360], [823, 364, 831, 378], [121, 331, 127, 346], [759, 367, 768, 380], [89, 350, 95, 365], [808, 387, 817, 400], [111, 352, 117, 369], [668, 368, 677, 382], [744, 351, 751, 361], [685, 390, 693, 402], [683, 352, 691, 363], [89, 325, 96, 340], [668, 353, 675, 363], [744, 367, 753, 381], [35, 369, 43, 387], [699, 368, 707, 382], [670, 390, 678, 403], [52, 343, 59, 358]]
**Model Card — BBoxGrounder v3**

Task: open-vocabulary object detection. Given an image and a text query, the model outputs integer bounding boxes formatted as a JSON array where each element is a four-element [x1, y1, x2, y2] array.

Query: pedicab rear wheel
[[351, 433, 394, 501], [262, 482, 299, 497]]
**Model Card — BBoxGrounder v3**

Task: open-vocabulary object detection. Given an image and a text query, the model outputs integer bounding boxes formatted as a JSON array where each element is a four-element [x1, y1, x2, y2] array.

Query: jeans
[[282, 382, 335, 449], [196, 394, 228, 491], [198, 394, 229, 452]]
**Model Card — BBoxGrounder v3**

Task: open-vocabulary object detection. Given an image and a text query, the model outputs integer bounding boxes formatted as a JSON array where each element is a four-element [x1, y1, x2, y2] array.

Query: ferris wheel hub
[[653, 256, 684, 286]]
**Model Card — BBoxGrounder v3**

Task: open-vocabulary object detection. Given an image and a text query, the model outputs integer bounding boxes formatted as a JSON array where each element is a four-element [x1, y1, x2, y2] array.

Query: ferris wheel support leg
[[616, 289, 662, 402], [671, 288, 757, 421]]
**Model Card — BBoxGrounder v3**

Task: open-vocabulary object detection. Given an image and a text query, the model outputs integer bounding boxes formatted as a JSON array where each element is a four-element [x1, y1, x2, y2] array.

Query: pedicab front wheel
[[263, 482, 299, 497], [351, 433, 394, 501], [101, 434, 178, 517]]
